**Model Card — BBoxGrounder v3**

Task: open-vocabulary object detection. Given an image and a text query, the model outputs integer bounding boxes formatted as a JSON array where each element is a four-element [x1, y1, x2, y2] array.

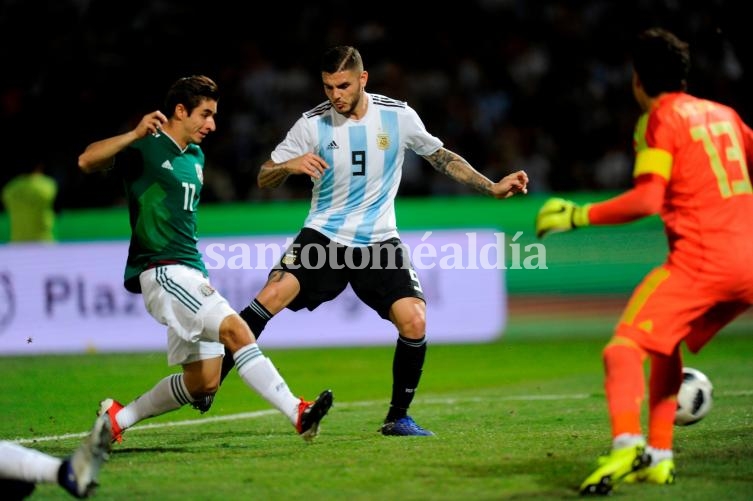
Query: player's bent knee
[[219, 314, 255, 351], [410, 315, 427, 337], [397, 313, 426, 338], [389, 297, 427, 337]]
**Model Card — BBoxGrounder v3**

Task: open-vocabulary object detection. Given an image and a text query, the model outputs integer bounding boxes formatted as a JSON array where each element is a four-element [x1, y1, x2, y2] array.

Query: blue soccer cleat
[[379, 416, 435, 436]]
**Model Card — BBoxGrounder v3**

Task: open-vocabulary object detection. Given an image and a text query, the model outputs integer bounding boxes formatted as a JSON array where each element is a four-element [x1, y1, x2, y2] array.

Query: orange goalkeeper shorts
[[615, 264, 753, 355]]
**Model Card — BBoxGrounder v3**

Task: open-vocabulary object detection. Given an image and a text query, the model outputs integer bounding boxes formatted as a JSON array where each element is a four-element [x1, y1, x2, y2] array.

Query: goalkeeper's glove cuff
[[572, 203, 591, 228]]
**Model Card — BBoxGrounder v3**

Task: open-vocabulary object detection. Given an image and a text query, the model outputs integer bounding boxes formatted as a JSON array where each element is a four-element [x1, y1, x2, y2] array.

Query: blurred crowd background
[[1, 0, 749, 209]]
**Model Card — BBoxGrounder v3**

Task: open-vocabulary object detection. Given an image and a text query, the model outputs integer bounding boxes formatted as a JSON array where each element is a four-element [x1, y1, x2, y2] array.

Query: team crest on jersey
[[282, 251, 297, 265], [199, 283, 215, 297], [195, 164, 204, 184], [376, 133, 390, 150]]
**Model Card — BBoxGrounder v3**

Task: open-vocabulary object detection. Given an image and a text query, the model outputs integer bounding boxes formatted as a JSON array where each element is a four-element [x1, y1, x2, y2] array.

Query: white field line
[[9, 390, 752, 445], [8, 393, 587, 445]]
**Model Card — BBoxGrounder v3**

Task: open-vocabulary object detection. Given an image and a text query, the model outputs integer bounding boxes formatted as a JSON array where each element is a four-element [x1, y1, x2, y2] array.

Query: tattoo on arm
[[423, 148, 493, 195], [258, 161, 289, 189]]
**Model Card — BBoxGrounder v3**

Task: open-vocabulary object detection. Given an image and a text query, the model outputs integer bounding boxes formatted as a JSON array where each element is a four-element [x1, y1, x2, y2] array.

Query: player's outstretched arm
[[535, 197, 590, 239], [78, 111, 167, 173], [257, 153, 329, 189], [536, 177, 666, 238], [423, 147, 528, 198]]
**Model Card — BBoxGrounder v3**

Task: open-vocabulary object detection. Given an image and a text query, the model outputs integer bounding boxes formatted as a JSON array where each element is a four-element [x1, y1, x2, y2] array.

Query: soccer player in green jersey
[[78, 75, 332, 444]]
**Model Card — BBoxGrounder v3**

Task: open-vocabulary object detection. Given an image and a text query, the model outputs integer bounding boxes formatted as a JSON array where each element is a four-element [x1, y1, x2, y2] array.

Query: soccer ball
[[674, 367, 713, 426]]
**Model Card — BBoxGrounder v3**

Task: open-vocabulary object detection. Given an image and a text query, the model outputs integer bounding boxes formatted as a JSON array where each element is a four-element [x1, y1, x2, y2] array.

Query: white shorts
[[139, 264, 235, 366]]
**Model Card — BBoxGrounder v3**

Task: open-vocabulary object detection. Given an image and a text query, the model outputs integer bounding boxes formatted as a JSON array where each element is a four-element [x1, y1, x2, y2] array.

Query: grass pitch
[[1, 320, 752, 500]]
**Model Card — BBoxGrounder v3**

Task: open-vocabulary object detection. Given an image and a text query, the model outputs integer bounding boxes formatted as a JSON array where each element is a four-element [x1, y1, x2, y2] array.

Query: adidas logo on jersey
[[161, 160, 173, 170], [326, 140, 339, 150]]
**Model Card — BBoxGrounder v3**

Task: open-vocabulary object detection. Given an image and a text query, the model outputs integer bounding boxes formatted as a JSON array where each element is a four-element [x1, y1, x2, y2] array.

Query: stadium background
[[1, 6, 751, 496], [1, 0, 752, 343], [1, 0, 750, 206]]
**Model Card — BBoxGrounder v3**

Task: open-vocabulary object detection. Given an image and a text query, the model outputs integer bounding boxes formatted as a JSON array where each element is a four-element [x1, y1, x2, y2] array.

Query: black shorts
[[274, 228, 425, 320]]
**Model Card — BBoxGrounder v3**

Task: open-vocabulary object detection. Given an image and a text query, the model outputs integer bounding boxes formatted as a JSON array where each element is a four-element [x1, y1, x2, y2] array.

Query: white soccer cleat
[[59, 414, 113, 498]]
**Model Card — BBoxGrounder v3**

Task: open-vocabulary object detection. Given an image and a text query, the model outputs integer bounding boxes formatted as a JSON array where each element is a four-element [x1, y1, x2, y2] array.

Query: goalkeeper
[[536, 28, 753, 496]]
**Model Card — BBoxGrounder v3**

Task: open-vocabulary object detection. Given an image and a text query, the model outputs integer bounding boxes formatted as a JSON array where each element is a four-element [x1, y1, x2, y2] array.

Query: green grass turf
[[1, 323, 752, 500]]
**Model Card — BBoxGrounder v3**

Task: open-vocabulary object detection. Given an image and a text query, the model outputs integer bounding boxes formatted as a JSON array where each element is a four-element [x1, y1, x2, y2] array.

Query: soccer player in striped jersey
[[200, 46, 529, 436], [78, 75, 332, 445], [536, 28, 753, 494]]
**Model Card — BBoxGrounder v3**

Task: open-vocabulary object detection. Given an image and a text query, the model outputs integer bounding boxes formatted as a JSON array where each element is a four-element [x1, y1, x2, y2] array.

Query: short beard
[[335, 85, 363, 117]]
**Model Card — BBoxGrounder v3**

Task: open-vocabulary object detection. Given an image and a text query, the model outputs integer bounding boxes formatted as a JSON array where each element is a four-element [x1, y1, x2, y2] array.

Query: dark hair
[[632, 28, 690, 97], [164, 75, 219, 117], [320, 46, 363, 73]]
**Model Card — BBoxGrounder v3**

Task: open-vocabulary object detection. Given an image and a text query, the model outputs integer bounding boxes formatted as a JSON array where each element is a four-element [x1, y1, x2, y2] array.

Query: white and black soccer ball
[[674, 367, 713, 426]]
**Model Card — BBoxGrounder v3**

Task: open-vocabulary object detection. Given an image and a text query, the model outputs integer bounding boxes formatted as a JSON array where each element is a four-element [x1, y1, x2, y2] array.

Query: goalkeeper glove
[[535, 197, 590, 238]]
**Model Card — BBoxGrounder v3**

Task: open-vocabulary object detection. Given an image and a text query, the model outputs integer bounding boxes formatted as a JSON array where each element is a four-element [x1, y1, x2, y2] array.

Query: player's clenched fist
[[535, 197, 590, 238]]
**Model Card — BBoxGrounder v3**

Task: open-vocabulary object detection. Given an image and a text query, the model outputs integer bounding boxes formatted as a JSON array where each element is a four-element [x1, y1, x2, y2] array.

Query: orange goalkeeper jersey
[[594, 92, 753, 278]]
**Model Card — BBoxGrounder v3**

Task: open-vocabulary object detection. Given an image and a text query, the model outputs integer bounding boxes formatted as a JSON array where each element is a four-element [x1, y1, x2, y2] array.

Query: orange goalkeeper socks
[[603, 337, 646, 438]]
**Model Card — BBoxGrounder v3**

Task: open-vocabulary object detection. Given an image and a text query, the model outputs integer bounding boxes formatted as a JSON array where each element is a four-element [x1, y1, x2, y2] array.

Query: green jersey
[[118, 133, 207, 293]]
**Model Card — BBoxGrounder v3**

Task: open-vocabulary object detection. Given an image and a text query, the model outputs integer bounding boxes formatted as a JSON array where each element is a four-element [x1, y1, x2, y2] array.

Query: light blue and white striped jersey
[[271, 93, 443, 246]]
